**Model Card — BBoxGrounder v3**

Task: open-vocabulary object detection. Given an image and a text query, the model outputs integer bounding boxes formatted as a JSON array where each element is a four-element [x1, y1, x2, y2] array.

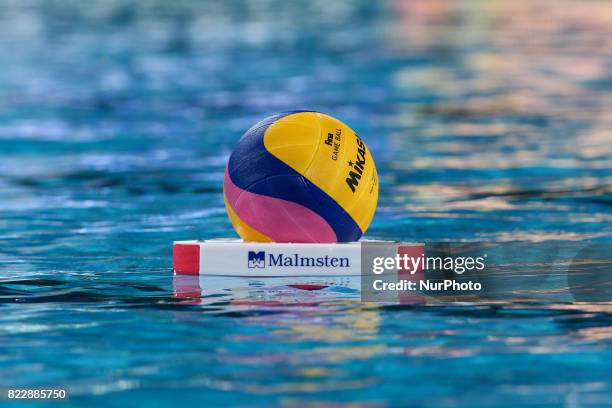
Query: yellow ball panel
[[263, 112, 378, 233], [263, 112, 320, 175]]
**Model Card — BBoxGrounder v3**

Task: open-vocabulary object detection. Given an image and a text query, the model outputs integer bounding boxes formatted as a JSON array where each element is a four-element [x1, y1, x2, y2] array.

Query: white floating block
[[173, 239, 424, 277]]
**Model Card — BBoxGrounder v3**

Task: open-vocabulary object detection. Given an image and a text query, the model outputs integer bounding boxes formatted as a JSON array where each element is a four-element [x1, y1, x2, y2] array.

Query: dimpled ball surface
[[224, 111, 378, 243]]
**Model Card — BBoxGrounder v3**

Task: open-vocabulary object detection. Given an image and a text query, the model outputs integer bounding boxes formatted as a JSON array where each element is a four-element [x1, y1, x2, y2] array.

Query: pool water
[[0, 1, 611, 407]]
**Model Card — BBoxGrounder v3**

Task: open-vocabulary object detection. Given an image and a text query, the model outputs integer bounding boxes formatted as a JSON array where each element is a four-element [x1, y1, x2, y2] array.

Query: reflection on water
[[0, 0, 611, 406]]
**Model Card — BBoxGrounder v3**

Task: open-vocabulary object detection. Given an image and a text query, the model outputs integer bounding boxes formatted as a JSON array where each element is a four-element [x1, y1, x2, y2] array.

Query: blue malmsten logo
[[248, 251, 266, 268], [247, 251, 350, 268]]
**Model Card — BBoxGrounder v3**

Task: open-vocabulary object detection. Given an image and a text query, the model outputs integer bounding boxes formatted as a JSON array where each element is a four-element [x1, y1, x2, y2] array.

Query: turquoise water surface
[[1, 1, 611, 407]]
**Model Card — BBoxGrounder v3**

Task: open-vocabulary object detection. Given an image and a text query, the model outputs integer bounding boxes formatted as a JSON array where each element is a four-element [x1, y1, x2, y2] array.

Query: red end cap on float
[[173, 243, 200, 275]]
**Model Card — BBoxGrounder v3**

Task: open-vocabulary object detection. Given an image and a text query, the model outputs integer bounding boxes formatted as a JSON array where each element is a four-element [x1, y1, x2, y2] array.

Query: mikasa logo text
[[345, 134, 367, 193], [247, 251, 350, 268]]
